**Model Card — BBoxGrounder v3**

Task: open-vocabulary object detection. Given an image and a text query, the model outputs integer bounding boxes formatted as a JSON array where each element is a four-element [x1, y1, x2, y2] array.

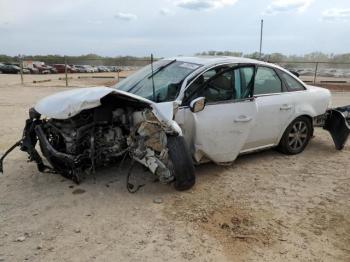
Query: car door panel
[[177, 100, 258, 163], [242, 93, 296, 150], [240, 66, 297, 151]]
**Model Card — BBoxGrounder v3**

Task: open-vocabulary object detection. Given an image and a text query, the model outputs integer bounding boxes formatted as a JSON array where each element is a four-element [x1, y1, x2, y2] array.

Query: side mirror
[[190, 97, 206, 113]]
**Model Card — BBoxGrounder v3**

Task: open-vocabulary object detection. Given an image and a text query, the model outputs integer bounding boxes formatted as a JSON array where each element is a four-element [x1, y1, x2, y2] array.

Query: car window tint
[[200, 66, 254, 103], [202, 69, 216, 81], [184, 67, 223, 101], [203, 71, 233, 102], [254, 67, 282, 95], [235, 67, 254, 99], [279, 70, 305, 91]]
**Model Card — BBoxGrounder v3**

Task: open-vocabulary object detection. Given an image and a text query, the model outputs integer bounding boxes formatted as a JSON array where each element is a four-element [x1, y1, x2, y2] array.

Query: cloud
[[88, 19, 103, 25], [264, 0, 313, 15], [176, 0, 237, 11], [114, 12, 138, 21], [322, 8, 350, 22], [160, 8, 174, 16]]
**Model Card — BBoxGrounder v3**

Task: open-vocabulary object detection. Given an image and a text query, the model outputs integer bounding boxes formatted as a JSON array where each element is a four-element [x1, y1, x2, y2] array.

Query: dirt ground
[[0, 78, 349, 262]]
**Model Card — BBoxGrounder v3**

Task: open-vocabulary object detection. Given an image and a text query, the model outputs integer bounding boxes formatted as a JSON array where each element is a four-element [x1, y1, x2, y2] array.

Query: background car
[[34, 64, 57, 74], [69, 65, 85, 73], [108, 66, 122, 72], [97, 66, 110, 72], [82, 65, 95, 73], [24, 67, 39, 74], [51, 64, 77, 73], [73, 65, 88, 73], [0, 63, 21, 74]]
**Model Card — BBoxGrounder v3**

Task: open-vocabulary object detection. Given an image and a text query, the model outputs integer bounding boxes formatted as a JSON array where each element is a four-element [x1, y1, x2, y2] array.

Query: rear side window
[[254, 67, 282, 95], [279, 70, 305, 91]]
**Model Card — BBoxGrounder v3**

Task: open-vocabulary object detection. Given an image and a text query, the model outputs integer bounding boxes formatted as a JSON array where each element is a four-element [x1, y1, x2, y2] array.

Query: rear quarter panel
[[294, 85, 331, 117], [276, 85, 331, 143]]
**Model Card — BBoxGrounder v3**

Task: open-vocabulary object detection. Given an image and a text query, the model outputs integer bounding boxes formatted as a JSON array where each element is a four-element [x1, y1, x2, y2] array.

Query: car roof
[[167, 56, 275, 67]]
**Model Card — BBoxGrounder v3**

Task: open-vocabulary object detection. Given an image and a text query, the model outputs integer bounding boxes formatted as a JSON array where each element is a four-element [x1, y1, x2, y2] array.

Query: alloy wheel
[[288, 121, 308, 151]]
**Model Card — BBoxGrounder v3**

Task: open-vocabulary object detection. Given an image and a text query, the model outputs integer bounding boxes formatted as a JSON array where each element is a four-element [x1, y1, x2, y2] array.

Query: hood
[[34, 86, 181, 134], [35, 87, 153, 119]]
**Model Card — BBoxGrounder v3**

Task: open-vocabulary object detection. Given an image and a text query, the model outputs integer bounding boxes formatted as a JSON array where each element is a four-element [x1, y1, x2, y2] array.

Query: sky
[[0, 0, 349, 57]]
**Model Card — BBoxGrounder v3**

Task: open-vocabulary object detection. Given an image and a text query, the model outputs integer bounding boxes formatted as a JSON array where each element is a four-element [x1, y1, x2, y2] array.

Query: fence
[[2, 57, 350, 88], [2, 56, 154, 87], [269, 61, 350, 85]]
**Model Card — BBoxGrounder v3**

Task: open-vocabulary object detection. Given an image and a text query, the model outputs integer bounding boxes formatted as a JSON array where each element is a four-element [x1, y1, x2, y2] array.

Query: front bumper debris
[[324, 106, 350, 150]]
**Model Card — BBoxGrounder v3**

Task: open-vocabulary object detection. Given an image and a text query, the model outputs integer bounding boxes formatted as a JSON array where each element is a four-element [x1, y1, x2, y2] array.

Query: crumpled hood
[[34, 86, 182, 134], [35, 87, 117, 119]]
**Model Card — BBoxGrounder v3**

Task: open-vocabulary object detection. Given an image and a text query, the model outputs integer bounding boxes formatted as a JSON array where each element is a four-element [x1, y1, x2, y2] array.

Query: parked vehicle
[[34, 64, 57, 74], [25, 67, 39, 74], [1, 57, 349, 191], [0, 63, 21, 74], [69, 65, 85, 73], [108, 66, 122, 72], [97, 66, 110, 72], [82, 65, 95, 73], [46, 65, 58, 74], [51, 64, 77, 73], [91, 66, 99, 73], [73, 65, 88, 73]]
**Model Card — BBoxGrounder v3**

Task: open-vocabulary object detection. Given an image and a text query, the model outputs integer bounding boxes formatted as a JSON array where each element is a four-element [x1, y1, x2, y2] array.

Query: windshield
[[114, 60, 202, 102]]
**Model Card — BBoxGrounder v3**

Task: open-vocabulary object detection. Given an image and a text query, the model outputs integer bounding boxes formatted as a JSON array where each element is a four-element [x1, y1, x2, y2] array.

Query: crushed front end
[[0, 88, 195, 191]]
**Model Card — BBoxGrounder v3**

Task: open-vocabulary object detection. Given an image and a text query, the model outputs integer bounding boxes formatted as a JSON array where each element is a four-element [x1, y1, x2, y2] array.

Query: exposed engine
[[21, 96, 175, 184], [0, 92, 196, 192]]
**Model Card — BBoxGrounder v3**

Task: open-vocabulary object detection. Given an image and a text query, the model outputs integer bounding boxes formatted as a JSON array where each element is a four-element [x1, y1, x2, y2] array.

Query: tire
[[278, 116, 312, 155], [167, 136, 196, 191]]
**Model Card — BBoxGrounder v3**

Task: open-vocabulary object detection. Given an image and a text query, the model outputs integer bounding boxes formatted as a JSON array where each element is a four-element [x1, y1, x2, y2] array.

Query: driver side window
[[185, 66, 255, 104]]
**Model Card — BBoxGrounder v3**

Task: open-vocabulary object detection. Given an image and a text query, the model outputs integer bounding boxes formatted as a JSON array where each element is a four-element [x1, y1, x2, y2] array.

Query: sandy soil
[[0, 79, 349, 261]]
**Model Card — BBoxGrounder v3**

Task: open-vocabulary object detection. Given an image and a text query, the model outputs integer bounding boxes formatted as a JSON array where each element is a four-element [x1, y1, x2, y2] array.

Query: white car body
[[34, 56, 331, 165]]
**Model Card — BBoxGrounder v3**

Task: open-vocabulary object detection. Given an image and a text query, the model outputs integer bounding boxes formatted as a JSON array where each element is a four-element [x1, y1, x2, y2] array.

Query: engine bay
[[20, 94, 176, 185]]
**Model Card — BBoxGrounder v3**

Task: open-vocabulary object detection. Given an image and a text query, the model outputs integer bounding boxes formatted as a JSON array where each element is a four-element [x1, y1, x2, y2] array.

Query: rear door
[[241, 66, 295, 151], [178, 65, 258, 163]]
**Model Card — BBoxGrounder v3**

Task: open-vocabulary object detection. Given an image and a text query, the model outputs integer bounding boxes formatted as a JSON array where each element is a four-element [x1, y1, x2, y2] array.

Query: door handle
[[280, 104, 293, 110], [234, 116, 253, 123]]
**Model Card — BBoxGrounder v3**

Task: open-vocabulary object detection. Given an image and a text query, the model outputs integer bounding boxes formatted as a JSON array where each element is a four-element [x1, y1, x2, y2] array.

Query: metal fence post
[[313, 62, 319, 85], [64, 56, 68, 87], [19, 56, 24, 85]]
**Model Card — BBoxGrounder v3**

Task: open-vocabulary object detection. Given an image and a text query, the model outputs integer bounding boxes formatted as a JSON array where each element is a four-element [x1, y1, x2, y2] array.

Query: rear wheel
[[278, 116, 312, 155], [167, 136, 195, 191]]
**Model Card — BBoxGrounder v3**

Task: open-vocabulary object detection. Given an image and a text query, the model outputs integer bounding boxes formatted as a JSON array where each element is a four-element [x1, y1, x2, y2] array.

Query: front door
[[178, 65, 258, 163]]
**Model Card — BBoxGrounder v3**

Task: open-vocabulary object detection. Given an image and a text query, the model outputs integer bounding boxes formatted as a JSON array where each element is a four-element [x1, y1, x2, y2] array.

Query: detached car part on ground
[[0, 57, 349, 191]]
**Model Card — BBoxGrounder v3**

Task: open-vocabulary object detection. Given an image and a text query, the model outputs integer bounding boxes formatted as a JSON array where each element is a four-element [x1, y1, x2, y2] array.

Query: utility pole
[[19, 55, 24, 85], [64, 56, 68, 87], [259, 19, 264, 59]]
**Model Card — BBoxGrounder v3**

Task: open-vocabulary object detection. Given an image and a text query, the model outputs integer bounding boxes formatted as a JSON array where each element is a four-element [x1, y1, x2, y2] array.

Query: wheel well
[[299, 114, 313, 124], [299, 114, 314, 136]]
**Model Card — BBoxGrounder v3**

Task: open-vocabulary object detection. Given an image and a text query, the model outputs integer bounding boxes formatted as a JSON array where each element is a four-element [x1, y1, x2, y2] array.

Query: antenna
[[259, 19, 264, 59], [150, 54, 156, 101]]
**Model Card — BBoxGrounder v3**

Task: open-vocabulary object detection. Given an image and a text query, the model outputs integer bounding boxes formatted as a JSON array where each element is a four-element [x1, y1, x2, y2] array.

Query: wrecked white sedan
[[1, 57, 349, 191]]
